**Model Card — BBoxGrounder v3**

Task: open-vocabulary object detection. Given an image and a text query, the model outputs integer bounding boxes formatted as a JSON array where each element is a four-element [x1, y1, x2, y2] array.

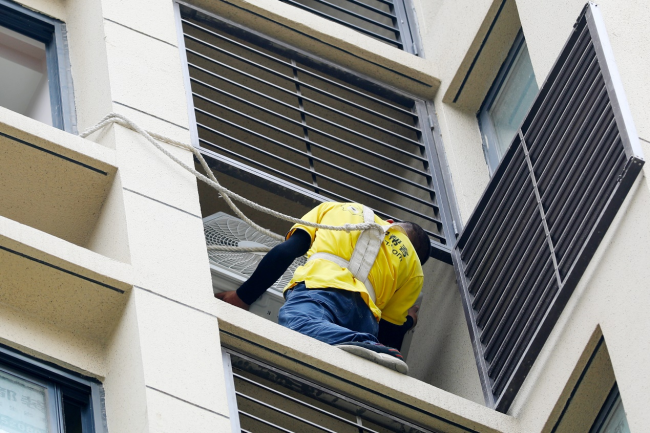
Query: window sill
[[210, 300, 516, 433], [0, 107, 118, 247], [0, 213, 133, 342]]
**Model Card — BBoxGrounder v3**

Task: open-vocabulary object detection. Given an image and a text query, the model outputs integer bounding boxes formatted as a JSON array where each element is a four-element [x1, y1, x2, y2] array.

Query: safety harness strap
[[348, 206, 383, 283], [306, 206, 401, 305], [309, 252, 377, 303]]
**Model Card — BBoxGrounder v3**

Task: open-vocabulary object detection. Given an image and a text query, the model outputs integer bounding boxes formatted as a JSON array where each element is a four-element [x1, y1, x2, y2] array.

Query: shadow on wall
[[405, 258, 485, 405]]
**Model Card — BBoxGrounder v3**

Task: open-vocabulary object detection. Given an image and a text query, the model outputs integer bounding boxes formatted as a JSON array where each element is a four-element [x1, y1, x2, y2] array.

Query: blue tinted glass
[[488, 43, 538, 159], [596, 395, 630, 433], [0, 369, 51, 433]]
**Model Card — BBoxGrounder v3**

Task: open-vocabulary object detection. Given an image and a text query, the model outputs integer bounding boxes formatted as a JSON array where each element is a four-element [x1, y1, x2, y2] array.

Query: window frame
[[275, 0, 423, 56], [477, 28, 529, 175], [0, 343, 105, 433], [0, 0, 76, 133], [589, 384, 629, 433]]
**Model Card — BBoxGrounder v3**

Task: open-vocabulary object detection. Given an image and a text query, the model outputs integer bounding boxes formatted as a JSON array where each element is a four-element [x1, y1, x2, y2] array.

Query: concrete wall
[[86, 0, 233, 429], [406, 260, 485, 405], [2, 0, 233, 431]]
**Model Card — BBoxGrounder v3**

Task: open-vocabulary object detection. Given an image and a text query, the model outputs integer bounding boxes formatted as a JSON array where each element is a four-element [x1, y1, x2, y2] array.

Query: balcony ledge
[[210, 300, 517, 433], [0, 214, 133, 342], [0, 107, 118, 248]]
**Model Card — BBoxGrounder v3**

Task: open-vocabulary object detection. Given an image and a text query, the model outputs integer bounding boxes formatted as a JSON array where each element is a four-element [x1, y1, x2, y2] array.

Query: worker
[[215, 202, 429, 374]]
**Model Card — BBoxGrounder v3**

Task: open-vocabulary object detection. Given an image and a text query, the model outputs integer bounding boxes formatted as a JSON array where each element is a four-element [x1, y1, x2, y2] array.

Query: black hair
[[399, 222, 431, 265]]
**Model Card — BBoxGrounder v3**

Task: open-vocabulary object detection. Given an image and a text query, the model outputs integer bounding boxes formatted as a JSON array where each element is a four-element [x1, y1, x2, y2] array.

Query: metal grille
[[275, 0, 417, 53], [225, 349, 436, 433], [453, 3, 644, 413], [204, 212, 306, 292], [180, 5, 452, 261]]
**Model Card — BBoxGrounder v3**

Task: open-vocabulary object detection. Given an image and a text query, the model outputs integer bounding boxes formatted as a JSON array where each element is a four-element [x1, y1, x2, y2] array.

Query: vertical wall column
[[94, 0, 233, 431]]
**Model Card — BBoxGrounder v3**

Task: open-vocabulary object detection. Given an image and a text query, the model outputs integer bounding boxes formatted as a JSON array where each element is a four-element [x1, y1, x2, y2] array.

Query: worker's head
[[395, 221, 431, 265]]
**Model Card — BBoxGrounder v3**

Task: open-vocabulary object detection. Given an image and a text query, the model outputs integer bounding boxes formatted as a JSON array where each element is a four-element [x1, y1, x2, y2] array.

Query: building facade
[[0, 0, 648, 432]]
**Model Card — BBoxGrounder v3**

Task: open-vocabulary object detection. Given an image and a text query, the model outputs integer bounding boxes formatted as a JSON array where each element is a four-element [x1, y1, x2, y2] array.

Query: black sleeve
[[236, 229, 311, 305], [377, 316, 414, 351]]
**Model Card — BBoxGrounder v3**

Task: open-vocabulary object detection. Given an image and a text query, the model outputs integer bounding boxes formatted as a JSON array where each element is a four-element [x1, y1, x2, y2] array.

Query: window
[[0, 344, 104, 433], [478, 30, 538, 174], [276, 0, 422, 54], [455, 4, 644, 412], [0, 0, 75, 132], [549, 338, 631, 432], [590, 385, 631, 433]]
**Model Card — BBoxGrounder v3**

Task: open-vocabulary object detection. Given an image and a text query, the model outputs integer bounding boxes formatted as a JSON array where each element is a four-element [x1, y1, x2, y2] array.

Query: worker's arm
[[378, 305, 419, 350], [215, 229, 311, 309], [377, 273, 422, 349]]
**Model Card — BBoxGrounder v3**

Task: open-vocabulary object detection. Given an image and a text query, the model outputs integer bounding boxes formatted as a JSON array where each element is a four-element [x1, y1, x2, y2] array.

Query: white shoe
[[336, 343, 409, 375]]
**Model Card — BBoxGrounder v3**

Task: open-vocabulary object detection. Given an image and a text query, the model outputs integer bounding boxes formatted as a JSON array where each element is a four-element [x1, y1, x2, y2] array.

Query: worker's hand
[[407, 305, 419, 329], [215, 291, 250, 311]]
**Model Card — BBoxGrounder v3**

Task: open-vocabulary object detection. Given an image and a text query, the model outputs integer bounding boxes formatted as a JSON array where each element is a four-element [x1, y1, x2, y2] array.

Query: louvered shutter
[[179, 4, 455, 262], [275, 0, 420, 54], [453, 3, 645, 412]]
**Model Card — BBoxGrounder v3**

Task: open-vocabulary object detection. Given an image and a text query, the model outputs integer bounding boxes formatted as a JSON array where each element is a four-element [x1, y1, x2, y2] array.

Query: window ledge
[[0, 107, 117, 247], [0, 213, 133, 341], [210, 300, 517, 433]]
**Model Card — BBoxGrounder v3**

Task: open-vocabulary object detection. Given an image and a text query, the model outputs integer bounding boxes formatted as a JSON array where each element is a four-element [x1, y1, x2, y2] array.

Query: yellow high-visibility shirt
[[285, 202, 424, 325]]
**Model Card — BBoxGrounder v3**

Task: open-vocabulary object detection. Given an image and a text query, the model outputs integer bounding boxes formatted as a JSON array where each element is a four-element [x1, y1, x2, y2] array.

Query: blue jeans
[[278, 283, 380, 345]]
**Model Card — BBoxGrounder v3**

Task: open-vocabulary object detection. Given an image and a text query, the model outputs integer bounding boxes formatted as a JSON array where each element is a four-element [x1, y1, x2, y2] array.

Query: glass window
[[0, 25, 52, 126], [0, 346, 103, 433], [479, 30, 538, 174], [0, 369, 52, 433], [62, 400, 84, 433], [0, 0, 76, 132], [591, 385, 631, 433]]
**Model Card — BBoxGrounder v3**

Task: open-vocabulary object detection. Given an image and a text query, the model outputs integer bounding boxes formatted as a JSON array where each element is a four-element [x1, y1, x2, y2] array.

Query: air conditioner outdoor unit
[[203, 212, 306, 323]]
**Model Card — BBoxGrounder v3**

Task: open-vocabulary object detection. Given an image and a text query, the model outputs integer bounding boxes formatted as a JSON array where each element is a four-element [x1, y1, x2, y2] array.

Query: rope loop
[[80, 113, 387, 252]]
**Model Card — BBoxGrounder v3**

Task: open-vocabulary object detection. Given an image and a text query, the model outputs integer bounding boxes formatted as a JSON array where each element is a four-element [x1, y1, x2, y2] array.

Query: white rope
[[80, 113, 385, 252], [207, 245, 272, 252]]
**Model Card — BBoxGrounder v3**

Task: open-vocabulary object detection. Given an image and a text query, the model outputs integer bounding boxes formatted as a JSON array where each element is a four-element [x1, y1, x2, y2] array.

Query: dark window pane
[[63, 400, 83, 433]]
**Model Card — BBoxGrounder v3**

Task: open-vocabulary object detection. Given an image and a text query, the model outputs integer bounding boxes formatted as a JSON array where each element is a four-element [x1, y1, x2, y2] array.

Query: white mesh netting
[[204, 212, 306, 292]]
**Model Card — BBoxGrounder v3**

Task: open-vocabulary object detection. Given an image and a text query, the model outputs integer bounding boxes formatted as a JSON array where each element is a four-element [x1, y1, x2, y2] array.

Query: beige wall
[[3, 0, 233, 431], [88, 0, 233, 429]]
